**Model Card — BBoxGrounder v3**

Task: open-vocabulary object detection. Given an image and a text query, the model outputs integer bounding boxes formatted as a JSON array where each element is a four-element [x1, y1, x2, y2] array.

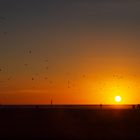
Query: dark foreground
[[0, 106, 140, 139]]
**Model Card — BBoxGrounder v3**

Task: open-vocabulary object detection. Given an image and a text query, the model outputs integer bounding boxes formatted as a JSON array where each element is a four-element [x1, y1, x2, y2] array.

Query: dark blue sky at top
[[0, 0, 140, 67], [0, 0, 140, 57], [0, 0, 140, 71], [0, 0, 140, 28]]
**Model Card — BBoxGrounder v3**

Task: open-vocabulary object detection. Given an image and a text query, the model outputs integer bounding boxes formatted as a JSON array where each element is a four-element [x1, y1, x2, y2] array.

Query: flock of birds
[[0, 16, 138, 91], [0, 49, 136, 91], [26, 50, 50, 82], [0, 47, 73, 89], [0, 16, 7, 36], [0, 14, 87, 89]]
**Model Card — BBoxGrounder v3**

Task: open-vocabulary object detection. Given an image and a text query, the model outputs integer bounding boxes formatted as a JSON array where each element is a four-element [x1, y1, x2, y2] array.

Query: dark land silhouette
[[0, 105, 140, 139]]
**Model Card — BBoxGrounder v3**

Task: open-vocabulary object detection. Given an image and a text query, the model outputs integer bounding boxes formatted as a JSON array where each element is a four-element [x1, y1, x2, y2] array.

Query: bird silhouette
[[24, 64, 28, 66], [3, 32, 7, 36], [0, 17, 6, 20], [68, 80, 70, 88], [0, 17, 6, 24], [82, 74, 86, 78], [45, 57, 48, 62], [46, 66, 49, 70], [8, 76, 12, 81], [29, 50, 32, 54], [45, 77, 48, 80]]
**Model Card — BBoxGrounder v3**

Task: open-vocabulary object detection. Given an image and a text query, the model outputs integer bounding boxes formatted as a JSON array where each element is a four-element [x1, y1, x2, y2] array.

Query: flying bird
[[45, 57, 48, 62], [0, 17, 6, 24], [35, 73, 39, 76], [3, 32, 7, 36], [29, 50, 32, 54], [45, 77, 48, 80], [8, 76, 12, 81], [68, 80, 70, 88], [24, 64, 28, 66], [0, 17, 6, 20], [82, 74, 86, 78]]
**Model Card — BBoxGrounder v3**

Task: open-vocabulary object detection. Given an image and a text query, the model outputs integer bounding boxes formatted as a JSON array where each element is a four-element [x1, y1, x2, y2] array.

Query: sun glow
[[115, 95, 122, 103], [100, 78, 135, 104]]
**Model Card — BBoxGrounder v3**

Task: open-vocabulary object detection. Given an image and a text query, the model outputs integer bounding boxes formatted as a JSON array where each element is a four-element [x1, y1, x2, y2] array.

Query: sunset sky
[[0, 0, 140, 104]]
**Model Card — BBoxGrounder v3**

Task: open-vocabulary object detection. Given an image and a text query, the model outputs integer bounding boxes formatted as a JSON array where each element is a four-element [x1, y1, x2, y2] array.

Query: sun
[[115, 95, 122, 103]]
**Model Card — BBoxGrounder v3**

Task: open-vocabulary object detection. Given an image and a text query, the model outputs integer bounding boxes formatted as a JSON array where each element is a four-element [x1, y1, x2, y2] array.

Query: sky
[[0, 0, 140, 104]]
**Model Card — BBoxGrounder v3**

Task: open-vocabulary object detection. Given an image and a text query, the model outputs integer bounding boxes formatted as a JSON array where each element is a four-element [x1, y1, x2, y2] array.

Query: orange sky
[[0, 30, 140, 104], [0, 1, 140, 104]]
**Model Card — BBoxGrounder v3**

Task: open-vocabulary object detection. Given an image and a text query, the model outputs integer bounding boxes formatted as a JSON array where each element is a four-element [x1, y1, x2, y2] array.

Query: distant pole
[[100, 104, 102, 109], [51, 99, 53, 106]]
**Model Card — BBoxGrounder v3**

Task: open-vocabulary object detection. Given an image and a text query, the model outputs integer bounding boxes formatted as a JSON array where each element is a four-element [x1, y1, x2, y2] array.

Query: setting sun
[[115, 96, 122, 103]]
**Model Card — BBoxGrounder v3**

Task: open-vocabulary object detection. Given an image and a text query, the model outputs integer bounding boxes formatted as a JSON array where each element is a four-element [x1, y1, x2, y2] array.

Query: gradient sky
[[0, 0, 140, 104]]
